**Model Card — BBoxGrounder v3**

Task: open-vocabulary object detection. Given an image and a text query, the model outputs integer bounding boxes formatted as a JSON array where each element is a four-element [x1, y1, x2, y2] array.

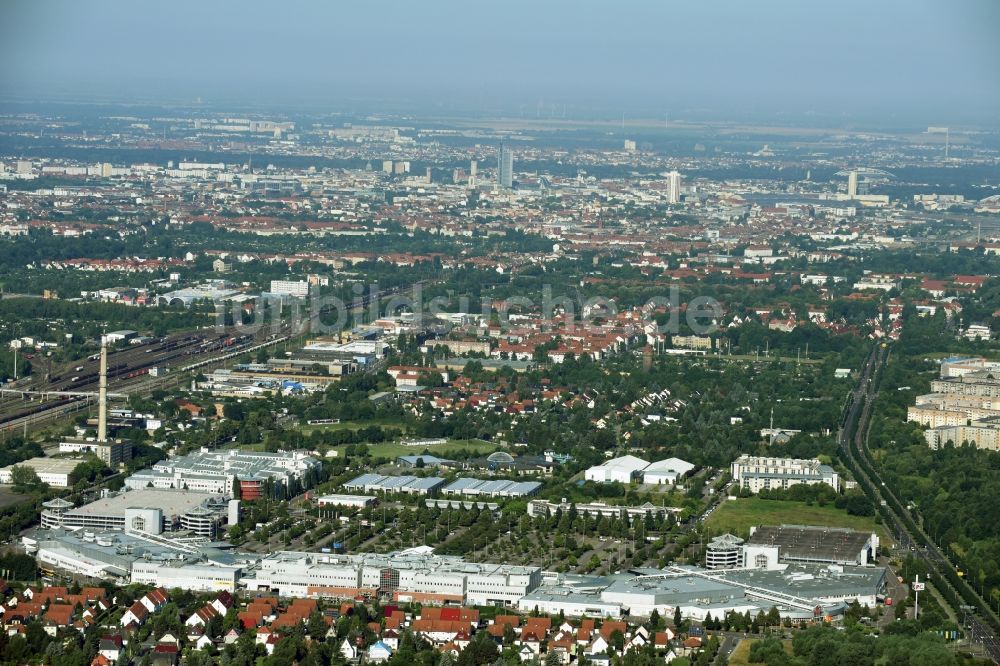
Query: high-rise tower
[[666, 170, 682, 204], [498, 142, 513, 189]]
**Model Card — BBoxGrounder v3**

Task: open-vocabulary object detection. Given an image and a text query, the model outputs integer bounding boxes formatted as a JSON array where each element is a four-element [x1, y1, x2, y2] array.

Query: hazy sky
[[1, 0, 998, 123]]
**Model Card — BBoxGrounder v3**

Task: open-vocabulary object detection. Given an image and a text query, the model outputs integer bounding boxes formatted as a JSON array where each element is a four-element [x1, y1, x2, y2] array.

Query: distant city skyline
[[1, 1, 999, 125]]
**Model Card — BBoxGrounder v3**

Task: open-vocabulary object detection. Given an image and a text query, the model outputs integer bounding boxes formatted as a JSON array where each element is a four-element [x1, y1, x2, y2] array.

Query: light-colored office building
[[124, 448, 319, 499], [731, 455, 839, 493], [527, 499, 682, 523]]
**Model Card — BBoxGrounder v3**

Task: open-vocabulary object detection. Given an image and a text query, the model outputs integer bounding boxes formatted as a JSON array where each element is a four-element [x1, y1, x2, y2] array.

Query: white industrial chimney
[[98, 336, 108, 443]]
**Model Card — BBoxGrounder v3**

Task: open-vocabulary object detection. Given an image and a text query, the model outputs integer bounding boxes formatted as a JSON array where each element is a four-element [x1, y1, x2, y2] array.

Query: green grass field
[[299, 418, 411, 435], [0, 488, 30, 511], [728, 638, 793, 666], [706, 498, 888, 543], [365, 438, 500, 459]]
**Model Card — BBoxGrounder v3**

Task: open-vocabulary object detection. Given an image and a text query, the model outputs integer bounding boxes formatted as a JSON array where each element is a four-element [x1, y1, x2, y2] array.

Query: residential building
[[268, 280, 310, 298]]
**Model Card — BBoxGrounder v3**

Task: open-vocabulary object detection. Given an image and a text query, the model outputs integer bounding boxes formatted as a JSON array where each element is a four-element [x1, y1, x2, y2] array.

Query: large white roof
[[595, 455, 650, 472]]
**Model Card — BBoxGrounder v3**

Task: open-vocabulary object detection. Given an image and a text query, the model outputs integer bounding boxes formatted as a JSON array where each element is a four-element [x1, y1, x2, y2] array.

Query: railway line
[[0, 327, 292, 435], [0, 280, 422, 435]]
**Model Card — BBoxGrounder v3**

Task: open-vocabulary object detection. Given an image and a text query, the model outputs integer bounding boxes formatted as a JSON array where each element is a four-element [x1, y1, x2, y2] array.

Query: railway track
[[0, 329, 287, 435]]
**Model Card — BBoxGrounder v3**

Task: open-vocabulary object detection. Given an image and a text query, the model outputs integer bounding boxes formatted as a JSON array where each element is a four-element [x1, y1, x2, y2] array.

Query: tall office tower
[[382, 160, 393, 174], [498, 143, 513, 189], [666, 170, 682, 204], [469, 160, 478, 188], [847, 170, 858, 198]]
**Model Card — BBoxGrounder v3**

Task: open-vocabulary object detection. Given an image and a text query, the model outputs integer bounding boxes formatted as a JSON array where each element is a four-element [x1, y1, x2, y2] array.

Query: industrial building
[[641, 458, 696, 485], [124, 448, 320, 498], [425, 499, 499, 513], [730, 455, 840, 493], [316, 494, 378, 509], [518, 563, 886, 621], [343, 474, 447, 496], [200, 368, 336, 396], [527, 499, 682, 523], [583, 455, 695, 486], [156, 281, 248, 307], [743, 525, 878, 569], [441, 478, 542, 498], [294, 339, 388, 368], [55, 337, 134, 468], [131, 560, 240, 592], [242, 550, 542, 606], [0, 457, 80, 487], [29, 529, 242, 591], [584, 455, 649, 484], [40, 489, 231, 537]]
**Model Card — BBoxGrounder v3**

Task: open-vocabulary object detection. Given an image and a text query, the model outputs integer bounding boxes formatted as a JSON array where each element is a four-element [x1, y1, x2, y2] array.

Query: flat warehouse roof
[[719, 564, 885, 598], [68, 489, 226, 517], [747, 525, 874, 561], [344, 473, 385, 486], [1, 457, 80, 476]]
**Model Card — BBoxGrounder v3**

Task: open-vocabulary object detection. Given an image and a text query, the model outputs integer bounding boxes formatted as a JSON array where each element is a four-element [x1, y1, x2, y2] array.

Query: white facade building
[[584, 455, 650, 484], [666, 171, 682, 204], [584, 455, 694, 486], [0, 457, 78, 487], [131, 561, 239, 593], [730, 455, 839, 493], [244, 551, 542, 607], [269, 280, 310, 298], [124, 448, 319, 497], [642, 457, 695, 485], [316, 494, 378, 508]]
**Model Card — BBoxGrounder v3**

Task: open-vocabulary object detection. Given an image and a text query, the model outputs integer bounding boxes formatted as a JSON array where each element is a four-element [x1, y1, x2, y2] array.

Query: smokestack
[[98, 336, 108, 442]]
